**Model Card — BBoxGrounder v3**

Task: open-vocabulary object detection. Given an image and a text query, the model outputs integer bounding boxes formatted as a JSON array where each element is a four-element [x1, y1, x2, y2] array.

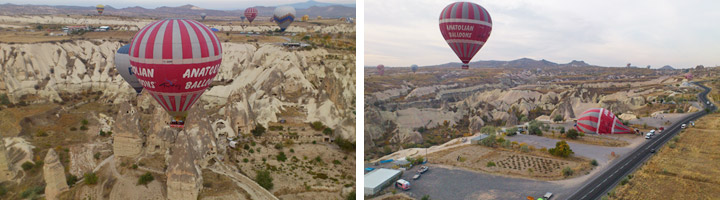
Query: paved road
[[396, 166, 570, 200], [567, 82, 715, 200]]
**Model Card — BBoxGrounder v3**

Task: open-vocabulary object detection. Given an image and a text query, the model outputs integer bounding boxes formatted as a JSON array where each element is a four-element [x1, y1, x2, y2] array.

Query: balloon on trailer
[[96, 4, 104, 15], [200, 13, 207, 21], [575, 108, 633, 135], [377, 64, 385, 76], [129, 19, 223, 128], [411, 64, 419, 73], [244, 8, 258, 23], [439, 2, 492, 69], [273, 6, 296, 31], [115, 44, 144, 94]]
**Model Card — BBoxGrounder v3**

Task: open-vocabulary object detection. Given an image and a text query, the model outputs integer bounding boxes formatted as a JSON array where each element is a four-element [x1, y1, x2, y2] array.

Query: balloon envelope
[[129, 19, 222, 124], [96, 4, 104, 15], [576, 108, 632, 135], [201, 13, 207, 20], [411, 64, 419, 73], [244, 8, 258, 23], [273, 6, 296, 31], [377, 64, 385, 76], [439, 2, 492, 69], [115, 44, 143, 94]]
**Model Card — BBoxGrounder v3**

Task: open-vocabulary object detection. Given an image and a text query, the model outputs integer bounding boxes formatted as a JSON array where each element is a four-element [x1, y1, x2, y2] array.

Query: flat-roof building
[[364, 168, 402, 196]]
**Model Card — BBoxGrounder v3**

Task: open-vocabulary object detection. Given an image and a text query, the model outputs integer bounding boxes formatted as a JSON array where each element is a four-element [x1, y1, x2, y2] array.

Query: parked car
[[681, 124, 687, 129], [650, 148, 656, 153], [412, 174, 421, 180], [417, 166, 429, 174], [543, 192, 553, 199]]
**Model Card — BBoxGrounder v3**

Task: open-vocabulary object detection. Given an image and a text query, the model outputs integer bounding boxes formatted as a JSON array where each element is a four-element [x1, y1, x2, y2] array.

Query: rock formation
[[43, 149, 69, 200], [112, 103, 143, 158]]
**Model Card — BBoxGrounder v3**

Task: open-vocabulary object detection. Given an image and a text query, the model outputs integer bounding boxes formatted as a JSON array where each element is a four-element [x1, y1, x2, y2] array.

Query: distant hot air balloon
[[317, 16, 322, 20], [575, 108, 632, 135], [241, 16, 246, 22], [439, 2, 492, 69], [377, 64, 385, 76], [273, 6, 296, 31], [129, 19, 222, 128], [685, 73, 693, 80], [411, 64, 419, 73], [302, 15, 310, 22], [115, 44, 143, 94], [201, 13, 207, 21], [96, 4, 105, 15], [244, 8, 258, 24]]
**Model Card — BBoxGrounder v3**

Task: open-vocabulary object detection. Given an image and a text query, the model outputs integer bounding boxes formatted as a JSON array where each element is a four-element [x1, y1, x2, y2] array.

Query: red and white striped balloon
[[129, 19, 222, 124], [439, 2, 492, 69], [245, 8, 258, 23], [575, 108, 632, 135]]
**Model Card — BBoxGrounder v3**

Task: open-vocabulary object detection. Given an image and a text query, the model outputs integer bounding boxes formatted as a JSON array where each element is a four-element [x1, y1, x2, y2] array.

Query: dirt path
[[208, 162, 279, 200]]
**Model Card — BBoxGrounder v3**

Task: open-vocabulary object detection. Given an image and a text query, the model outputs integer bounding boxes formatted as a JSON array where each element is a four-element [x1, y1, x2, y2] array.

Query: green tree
[[21, 161, 34, 171], [323, 127, 333, 135], [0, 94, 10, 105], [548, 140, 574, 158], [566, 129, 580, 139], [84, 172, 98, 185], [479, 126, 497, 134], [276, 152, 287, 162], [66, 174, 78, 186], [479, 134, 498, 147], [311, 121, 325, 131], [346, 190, 355, 200], [562, 167, 574, 177], [251, 124, 266, 137], [334, 136, 355, 152], [138, 172, 154, 185], [422, 195, 431, 200], [553, 114, 564, 122], [255, 170, 274, 190]]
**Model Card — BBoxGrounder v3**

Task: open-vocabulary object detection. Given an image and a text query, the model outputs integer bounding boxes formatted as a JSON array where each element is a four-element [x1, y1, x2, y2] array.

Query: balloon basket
[[169, 123, 184, 128], [462, 65, 469, 70]]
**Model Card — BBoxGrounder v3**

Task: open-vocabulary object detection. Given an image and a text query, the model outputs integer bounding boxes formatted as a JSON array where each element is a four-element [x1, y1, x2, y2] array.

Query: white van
[[645, 132, 653, 139], [681, 124, 687, 129]]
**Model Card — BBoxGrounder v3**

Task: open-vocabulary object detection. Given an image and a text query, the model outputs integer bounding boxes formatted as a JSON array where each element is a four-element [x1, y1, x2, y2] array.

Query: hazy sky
[[1, 0, 354, 10], [366, 0, 720, 68]]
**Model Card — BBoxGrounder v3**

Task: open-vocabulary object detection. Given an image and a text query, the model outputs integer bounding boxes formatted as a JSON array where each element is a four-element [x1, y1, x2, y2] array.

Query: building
[[470, 134, 491, 145], [62, 26, 90, 33], [94, 26, 110, 32], [364, 168, 402, 196]]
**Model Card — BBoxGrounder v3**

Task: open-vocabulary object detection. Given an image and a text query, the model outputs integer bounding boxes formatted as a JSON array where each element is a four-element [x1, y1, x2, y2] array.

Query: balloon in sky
[[273, 6, 296, 31], [96, 4, 104, 15], [377, 64, 385, 76], [411, 64, 419, 73], [244, 8, 258, 23], [115, 44, 143, 94], [439, 2, 492, 69], [575, 108, 632, 135], [200, 13, 207, 20], [129, 19, 222, 128]]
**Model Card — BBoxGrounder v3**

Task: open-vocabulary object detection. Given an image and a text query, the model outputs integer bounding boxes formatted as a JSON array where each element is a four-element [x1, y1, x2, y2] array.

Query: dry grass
[[542, 133, 631, 147], [611, 113, 720, 199], [0, 103, 57, 137], [428, 144, 592, 180]]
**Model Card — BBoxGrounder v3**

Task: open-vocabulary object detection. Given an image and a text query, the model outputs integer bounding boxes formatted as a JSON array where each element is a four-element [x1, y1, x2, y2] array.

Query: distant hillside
[[0, 2, 355, 18], [408, 58, 596, 69], [661, 65, 675, 70], [281, 0, 355, 9]]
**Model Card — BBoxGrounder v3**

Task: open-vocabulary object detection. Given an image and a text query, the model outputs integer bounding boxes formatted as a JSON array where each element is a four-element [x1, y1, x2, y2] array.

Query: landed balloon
[[201, 13, 207, 20], [377, 64, 385, 76], [115, 44, 143, 94], [439, 2, 492, 69], [576, 108, 632, 135], [129, 19, 222, 128], [273, 6, 296, 32], [411, 64, 419, 73], [244, 8, 258, 23], [96, 4, 104, 15]]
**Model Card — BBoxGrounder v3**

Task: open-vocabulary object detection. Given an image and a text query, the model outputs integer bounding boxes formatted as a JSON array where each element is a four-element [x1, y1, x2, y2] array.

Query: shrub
[[243, 144, 250, 150], [94, 152, 101, 159], [620, 176, 629, 185], [80, 125, 88, 131], [21, 161, 34, 171], [333, 160, 341, 165], [243, 158, 249, 163], [82, 119, 89, 125], [560, 127, 565, 134], [479, 126, 497, 134], [520, 145, 530, 153], [255, 170, 274, 190], [323, 127, 333, 135], [311, 121, 325, 131], [274, 143, 284, 150], [138, 172, 154, 185], [549, 141, 574, 158], [347, 190, 356, 200], [67, 174, 78, 186], [70, 127, 77, 131], [562, 167, 574, 177], [591, 159, 598, 166], [553, 114, 564, 122], [334, 136, 355, 152], [0, 94, 10, 105], [251, 124, 266, 137], [486, 161, 496, 167], [84, 172, 98, 185], [314, 155, 323, 164], [422, 195, 431, 200], [566, 129, 580, 139], [36, 130, 48, 137], [276, 152, 287, 162]]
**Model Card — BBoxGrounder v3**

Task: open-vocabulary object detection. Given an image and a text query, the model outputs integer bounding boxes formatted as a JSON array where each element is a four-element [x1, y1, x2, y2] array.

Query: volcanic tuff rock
[[112, 103, 143, 158], [167, 104, 216, 200], [43, 149, 69, 200]]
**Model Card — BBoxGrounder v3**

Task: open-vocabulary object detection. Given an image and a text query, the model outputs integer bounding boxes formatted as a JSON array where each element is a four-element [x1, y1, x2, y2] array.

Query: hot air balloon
[[244, 8, 258, 24], [115, 44, 143, 94], [575, 108, 632, 135], [129, 19, 222, 128], [377, 64, 385, 76], [96, 4, 104, 15], [302, 15, 310, 22], [273, 6, 296, 32], [201, 13, 207, 21], [439, 2, 492, 69], [241, 16, 246, 22], [411, 64, 419, 73], [317, 16, 322, 20]]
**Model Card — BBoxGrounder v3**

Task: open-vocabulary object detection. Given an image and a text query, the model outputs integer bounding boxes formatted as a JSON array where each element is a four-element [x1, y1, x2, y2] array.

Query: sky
[[1, 0, 355, 10], [365, 0, 720, 68]]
